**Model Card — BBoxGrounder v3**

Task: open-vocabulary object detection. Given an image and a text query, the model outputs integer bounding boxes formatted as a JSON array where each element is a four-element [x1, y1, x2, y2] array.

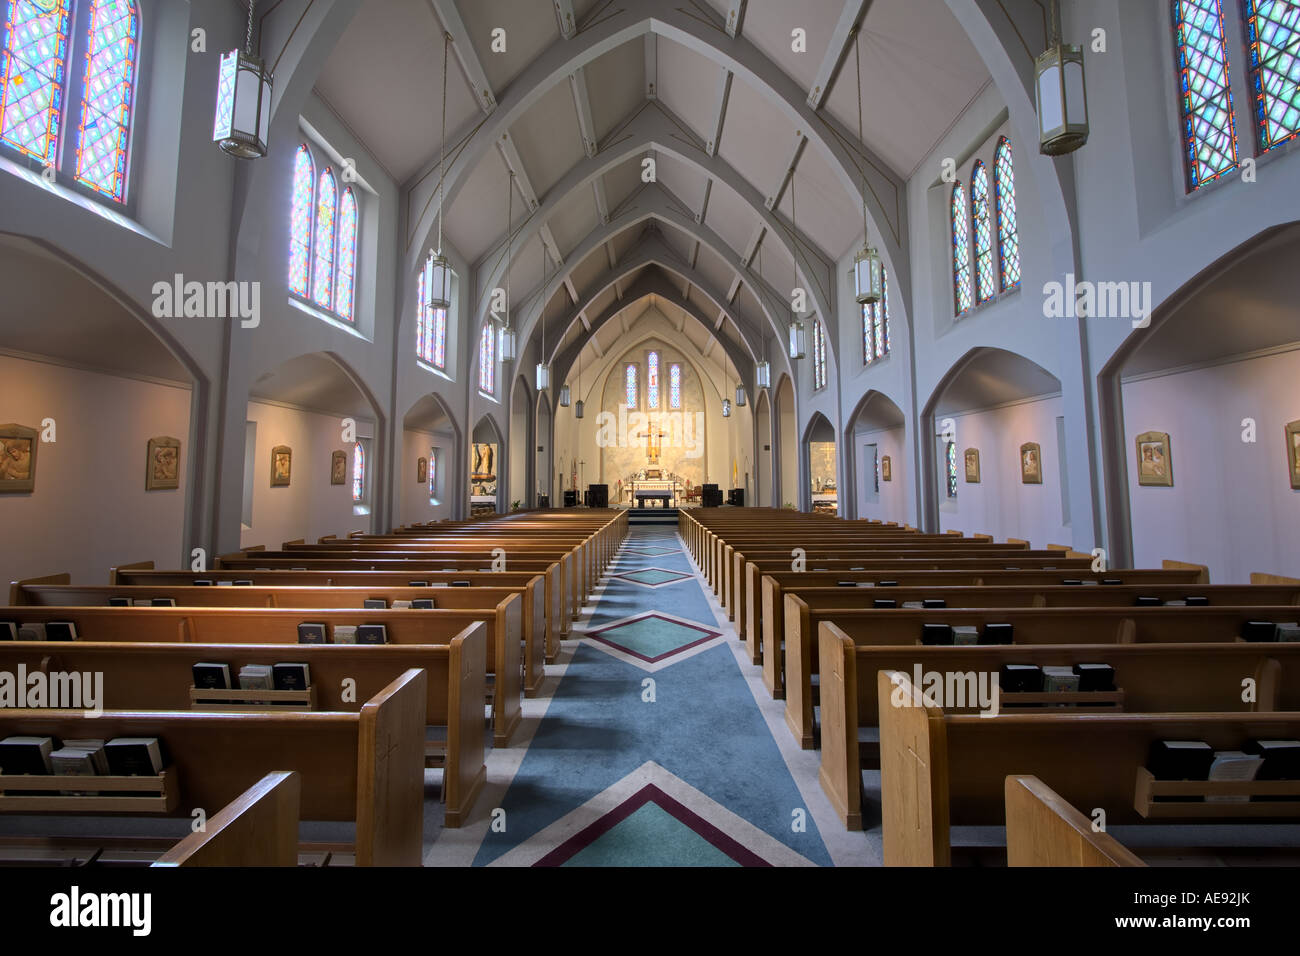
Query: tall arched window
[[289, 145, 314, 297], [478, 322, 495, 394], [646, 351, 660, 409], [863, 267, 890, 364], [0, 0, 140, 203], [993, 137, 1021, 290], [417, 252, 448, 370], [74, 0, 138, 201], [1243, 0, 1300, 152], [1173, 0, 1239, 190], [945, 441, 957, 497], [625, 363, 638, 408], [669, 363, 681, 409], [970, 161, 994, 304], [351, 441, 365, 503], [333, 187, 358, 321], [812, 319, 827, 391], [428, 448, 437, 501], [311, 167, 337, 309], [951, 182, 973, 315]]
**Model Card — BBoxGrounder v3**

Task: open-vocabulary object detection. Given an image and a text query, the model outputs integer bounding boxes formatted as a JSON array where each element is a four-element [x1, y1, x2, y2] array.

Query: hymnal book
[[237, 665, 273, 690], [1163, 599, 1187, 607], [18, 623, 47, 641], [363, 599, 387, 610], [979, 623, 1014, 645], [411, 599, 436, 610], [407, 581, 430, 587], [1073, 662, 1116, 692], [429, 583, 450, 588], [50, 748, 101, 794], [1185, 596, 1209, 606], [1000, 664, 1042, 694], [1002, 567, 1020, 571], [855, 582, 875, 588], [45, 621, 77, 642], [1134, 596, 1161, 607], [332, 625, 357, 644], [233, 580, 254, 587], [150, 598, 176, 608], [1242, 621, 1278, 642], [104, 738, 165, 776], [1206, 751, 1264, 803], [1274, 623, 1300, 643], [193, 579, 214, 586], [452, 581, 472, 588], [390, 600, 412, 610], [132, 599, 152, 607], [1245, 740, 1300, 780], [1101, 579, 1124, 585], [849, 567, 865, 571], [922, 599, 947, 609], [872, 599, 897, 609], [920, 623, 953, 646], [1148, 740, 1214, 794], [1081, 580, 1099, 586], [108, 597, 131, 607], [192, 662, 231, 690], [216, 581, 234, 587], [1061, 579, 1083, 586], [0, 736, 55, 774], [0, 621, 18, 640], [62, 740, 110, 774], [902, 601, 924, 610], [272, 663, 311, 691], [297, 622, 328, 644], [1041, 666, 1080, 693], [356, 624, 387, 645], [836, 581, 857, 587], [952, 625, 979, 646], [877, 580, 898, 587]]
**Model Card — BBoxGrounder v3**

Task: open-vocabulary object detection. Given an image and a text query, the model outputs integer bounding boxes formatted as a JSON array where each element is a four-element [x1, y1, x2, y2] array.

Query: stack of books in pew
[[0, 622, 78, 641], [1000, 663, 1117, 708], [1240, 621, 1300, 642], [108, 597, 176, 607], [193, 662, 312, 707], [1149, 740, 1300, 803], [0, 736, 165, 795], [362, 598, 438, 610], [920, 623, 1014, 645], [297, 623, 388, 645]]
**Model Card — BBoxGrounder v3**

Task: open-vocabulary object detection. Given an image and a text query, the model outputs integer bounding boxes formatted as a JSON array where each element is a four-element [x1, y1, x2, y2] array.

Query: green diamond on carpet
[[589, 615, 714, 659], [618, 568, 688, 586], [560, 803, 741, 867]]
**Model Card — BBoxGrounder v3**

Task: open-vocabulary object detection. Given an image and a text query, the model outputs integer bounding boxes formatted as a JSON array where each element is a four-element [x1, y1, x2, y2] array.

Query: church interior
[[2, 0, 1300, 893]]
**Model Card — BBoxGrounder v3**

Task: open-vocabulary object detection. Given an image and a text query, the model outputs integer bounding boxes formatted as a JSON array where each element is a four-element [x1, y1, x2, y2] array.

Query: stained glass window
[[352, 441, 365, 503], [994, 137, 1021, 290], [625, 363, 637, 408], [333, 187, 357, 322], [646, 351, 659, 409], [945, 441, 957, 498], [428, 448, 436, 499], [0, 0, 71, 165], [74, 0, 137, 201], [479, 322, 495, 394], [971, 161, 994, 304], [951, 182, 972, 315], [416, 253, 448, 369], [289, 145, 313, 296], [311, 168, 337, 309], [812, 319, 827, 390], [669, 363, 681, 409], [863, 267, 890, 364], [872, 447, 879, 493], [1173, 0, 1239, 190], [1244, 0, 1300, 152]]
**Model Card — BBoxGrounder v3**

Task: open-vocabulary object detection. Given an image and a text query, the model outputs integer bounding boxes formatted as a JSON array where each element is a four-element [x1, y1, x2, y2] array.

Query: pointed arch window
[[812, 319, 827, 391], [417, 253, 449, 370], [288, 142, 361, 324], [945, 441, 958, 498], [1243, 0, 1300, 153], [863, 267, 890, 364], [351, 441, 365, 503], [479, 322, 495, 395], [646, 351, 660, 409], [0, 0, 140, 204], [669, 363, 682, 409], [289, 144, 314, 297], [311, 167, 337, 310], [625, 363, 638, 409], [971, 161, 995, 304], [951, 182, 973, 315], [333, 187, 358, 322], [1172, 0, 1239, 190], [993, 137, 1021, 290]]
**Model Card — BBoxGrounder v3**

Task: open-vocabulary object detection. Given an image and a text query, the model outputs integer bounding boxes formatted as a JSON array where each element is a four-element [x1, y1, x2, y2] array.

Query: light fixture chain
[[246, 0, 255, 55], [855, 27, 868, 244], [437, 31, 449, 255]]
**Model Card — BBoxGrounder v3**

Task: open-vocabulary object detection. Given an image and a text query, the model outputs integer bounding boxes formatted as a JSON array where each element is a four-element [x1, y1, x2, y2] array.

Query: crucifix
[[636, 424, 667, 464]]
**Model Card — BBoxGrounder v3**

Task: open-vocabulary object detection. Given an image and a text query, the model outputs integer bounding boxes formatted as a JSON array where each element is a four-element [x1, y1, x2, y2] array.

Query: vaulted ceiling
[[313, 0, 990, 375]]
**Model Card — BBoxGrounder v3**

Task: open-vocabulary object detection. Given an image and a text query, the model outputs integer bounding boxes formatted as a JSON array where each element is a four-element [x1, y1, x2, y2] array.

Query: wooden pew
[[12, 578, 549, 699], [0, 669, 428, 866], [0, 625, 486, 826], [874, 669, 1300, 865], [0, 603, 521, 747], [1004, 775, 1145, 867], [785, 602, 1300, 748], [152, 771, 301, 867]]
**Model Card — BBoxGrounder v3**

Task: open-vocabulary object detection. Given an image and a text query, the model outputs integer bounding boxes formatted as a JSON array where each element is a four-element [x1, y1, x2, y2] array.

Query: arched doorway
[[536, 389, 553, 507], [755, 388, 773, 508], [509, 376, 533, 511], [471, 415, 505, 515], [775, 374, 797, 509], [401, 392, 460, 524], [845, 389, 906, 522], [802, 412, 837, 514]]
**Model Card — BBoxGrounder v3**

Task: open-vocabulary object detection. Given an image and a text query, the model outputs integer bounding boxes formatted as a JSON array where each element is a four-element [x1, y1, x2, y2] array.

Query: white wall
[[854, 425, 907, 523], [400, 427, 455, 525], [0, 355, 190, 584], [1122, 349, 1300, 583]]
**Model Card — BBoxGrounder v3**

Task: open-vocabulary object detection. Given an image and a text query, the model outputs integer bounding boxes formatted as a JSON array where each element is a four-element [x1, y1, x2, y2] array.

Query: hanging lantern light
[[722, 398, 732, 418], [535, 362, 550, 391], [213, 0, 272, 159], [559, 384, 571, 407], [735, 384, 747, 407], [787, 168, 806, 360], [850, 29, 882, 305], [755, 360, 771, 389], [498, 323, 517, 363], [426, 34, 455, 308], [788, 319, 806, 360], [535, 236, 550, 391], [1035, 0, 1089, 156], [575, 399, 585, 419]]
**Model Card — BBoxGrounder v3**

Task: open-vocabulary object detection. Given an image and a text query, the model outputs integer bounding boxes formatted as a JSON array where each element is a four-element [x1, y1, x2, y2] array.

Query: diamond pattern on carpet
[[585, 611, 720, 664], [610, 567, 692, 588]]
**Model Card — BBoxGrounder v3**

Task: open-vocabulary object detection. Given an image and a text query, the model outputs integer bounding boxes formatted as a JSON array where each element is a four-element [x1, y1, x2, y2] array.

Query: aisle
[[437, 525, 866, 867]]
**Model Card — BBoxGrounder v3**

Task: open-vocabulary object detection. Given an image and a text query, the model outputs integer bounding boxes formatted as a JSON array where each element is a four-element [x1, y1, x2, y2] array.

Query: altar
[[629, 470, 680, 508]]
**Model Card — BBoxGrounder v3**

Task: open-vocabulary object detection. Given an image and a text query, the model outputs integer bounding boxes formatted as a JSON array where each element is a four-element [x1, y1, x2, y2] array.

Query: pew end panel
[[878, 669, 951, 866], [1004, 775, 1146, 867], [152, 771, 301, 867], [817, 623, 861, 830], [445, 624, 488, 828], [355, 668, 428, 866]]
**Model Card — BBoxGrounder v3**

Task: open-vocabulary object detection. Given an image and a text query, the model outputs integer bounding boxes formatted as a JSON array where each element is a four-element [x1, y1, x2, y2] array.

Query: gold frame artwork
[[1019, 442, 1042, 484], [145, 436, 181, 491], [1286, 420, 1300, 491], [271, 445, 292, 487], [1135, 430, 1173, 487], [0, 423, 38, 494], [417, 457, 428, 484], [330, 450, 347, 485], [964, 448, 980, 483], [881, 456, 892, 481]]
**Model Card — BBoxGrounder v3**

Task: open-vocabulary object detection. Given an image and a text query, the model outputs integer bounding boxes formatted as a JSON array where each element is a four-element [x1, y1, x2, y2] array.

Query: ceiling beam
[[714, 310, 726, 331], [569, 67, 599, 159], [553, 0, 576, 39], [705, 66, 732, 156], [724, 0, 747, 38], [605, 241, 617, 270], [564, 276, 580, 304], [696, 178, 711, 224], [644, 33, 657, 99], [765, 131, 807, 210], [702, 336, 717, 358], [427, 0, 496, 113], [806, 1, 870, 110], [726, 221, 765, 302], [496, 134, 541, 213], [592, 176, 611, 225]]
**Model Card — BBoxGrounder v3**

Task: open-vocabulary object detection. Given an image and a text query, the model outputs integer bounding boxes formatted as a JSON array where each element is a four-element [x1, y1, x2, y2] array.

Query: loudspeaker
[[563, 490, 578, 507], [588, 484, 609, 508], [727, 488, 745, 506]]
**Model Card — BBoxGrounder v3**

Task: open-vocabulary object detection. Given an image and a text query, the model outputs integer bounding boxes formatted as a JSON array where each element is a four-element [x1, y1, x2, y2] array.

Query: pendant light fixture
[[1035, 0, 1089, 155], [574, 349, 584, 419], [850, 29, 883, 305], [535, 238, 551, 391], [559, 384, 571, 407], [722, 365, 732, 418], [735, 383, 747, 407], [498, 171, 518, 362], [787, 172, 806, 361], [213, 0, 272, 158], [425, 32, 454, 310], [754, 246, 771, 388]]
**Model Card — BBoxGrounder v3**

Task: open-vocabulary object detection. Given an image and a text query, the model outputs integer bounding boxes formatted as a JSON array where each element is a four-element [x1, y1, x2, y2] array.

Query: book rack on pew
[[1000, 689, 1126, 711], [189, 686, 317, 711], [1134, 768, 1300, 818], [0, 770, 178, 813]]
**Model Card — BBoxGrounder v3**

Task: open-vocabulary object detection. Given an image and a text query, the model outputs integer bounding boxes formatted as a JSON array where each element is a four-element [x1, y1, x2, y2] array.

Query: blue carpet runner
[[473, 526, 832, 866]]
